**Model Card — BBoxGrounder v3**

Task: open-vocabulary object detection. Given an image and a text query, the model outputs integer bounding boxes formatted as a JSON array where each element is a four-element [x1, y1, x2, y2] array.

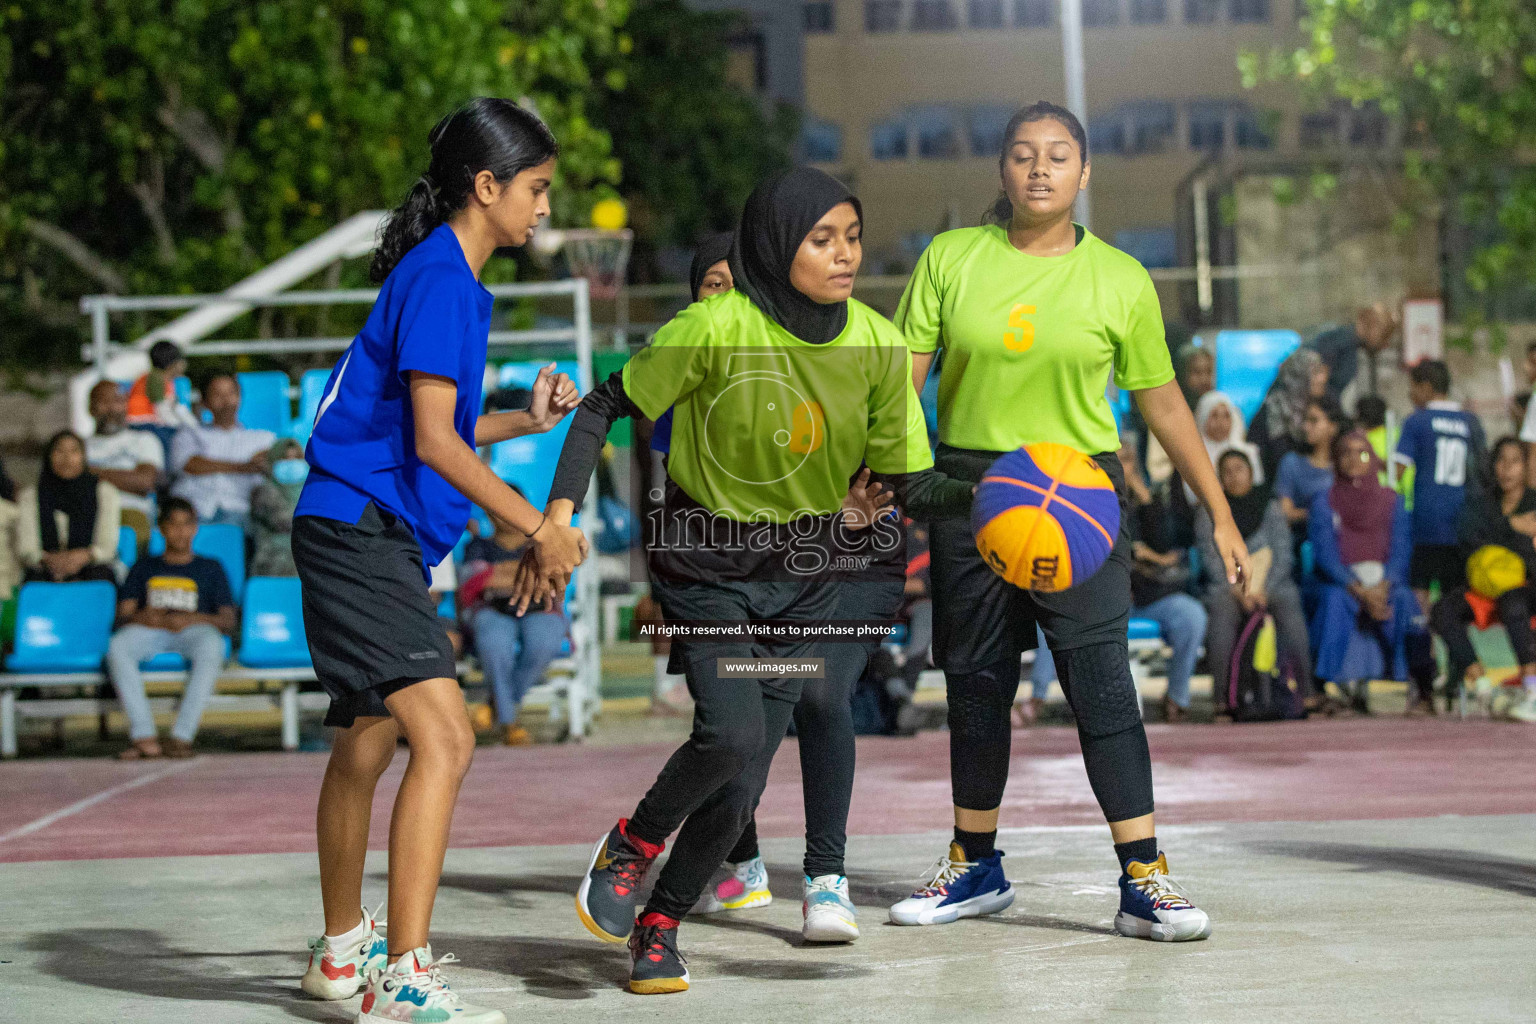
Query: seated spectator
[[126, 341, 197, 429], [1430, 437, 1536, 722], [249, 438, 306, 577], [460, 513, 566, 745], [169, 373, 276, 528], [1275, 395, 1347, 536], [86, 379, 165, 549], [108, 497, 236, 760], [1198, 450, 1316, 720], [1186, 391, 1263, 504], [1118, 442, 1207, 722], [1308, 431, 1434, 714], [1249, 347, 1329, 483], [1147, 344, 1216, 485], [17, 430, 121, 584]]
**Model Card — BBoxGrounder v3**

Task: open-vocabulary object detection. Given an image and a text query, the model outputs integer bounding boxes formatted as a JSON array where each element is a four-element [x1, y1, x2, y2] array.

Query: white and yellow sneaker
[[301, 905, 387, 1000], [692, 855, 773, 914], [357, 946, 505, 1024]]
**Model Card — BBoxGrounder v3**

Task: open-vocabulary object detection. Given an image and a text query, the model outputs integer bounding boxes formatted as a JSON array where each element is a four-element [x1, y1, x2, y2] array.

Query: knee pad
[[944, 658, 1019, 740], [1057, 642, 1142, 739]]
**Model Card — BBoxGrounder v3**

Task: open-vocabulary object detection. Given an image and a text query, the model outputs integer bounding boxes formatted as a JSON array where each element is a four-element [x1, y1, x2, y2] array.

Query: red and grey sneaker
[[300, 904, 387, 999], [576, 819, 664, 943], [628, 912, 689, 995]]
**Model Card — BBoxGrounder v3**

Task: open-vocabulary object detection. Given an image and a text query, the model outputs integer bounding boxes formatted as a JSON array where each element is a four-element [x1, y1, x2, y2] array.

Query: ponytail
[[371, 98, 559, 282], [983, 100, 1089, 226]]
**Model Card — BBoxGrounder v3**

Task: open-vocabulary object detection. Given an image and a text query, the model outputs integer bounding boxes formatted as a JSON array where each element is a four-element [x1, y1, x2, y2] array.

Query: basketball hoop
[[543, 228, 632, 301]]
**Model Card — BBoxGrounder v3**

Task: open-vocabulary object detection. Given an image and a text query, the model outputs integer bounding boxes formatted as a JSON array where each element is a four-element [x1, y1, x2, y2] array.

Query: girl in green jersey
[[888, 102, 1250, 941]]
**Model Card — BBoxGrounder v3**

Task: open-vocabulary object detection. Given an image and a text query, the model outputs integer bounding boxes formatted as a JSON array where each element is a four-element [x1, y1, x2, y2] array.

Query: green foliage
[[1246, 0, 1536, 313], [0, 0, 628, 366]]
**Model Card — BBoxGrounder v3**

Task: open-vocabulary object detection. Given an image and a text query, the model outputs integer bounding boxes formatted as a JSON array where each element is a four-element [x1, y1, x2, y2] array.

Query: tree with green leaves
[[0, 0, 628, 366], [1245, 0, 1536, 320]]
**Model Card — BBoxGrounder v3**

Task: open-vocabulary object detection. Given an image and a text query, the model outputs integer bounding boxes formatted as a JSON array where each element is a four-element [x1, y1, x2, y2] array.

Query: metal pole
[[1060, 0, 1091, 229], [571, 276, 597, 739], [1193, 177, 1213, 314], [90, 302, 110, 373]]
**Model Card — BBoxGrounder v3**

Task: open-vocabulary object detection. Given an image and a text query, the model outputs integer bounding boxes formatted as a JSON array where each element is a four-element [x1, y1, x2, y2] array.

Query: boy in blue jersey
[[1395, 360, 1486, 623]]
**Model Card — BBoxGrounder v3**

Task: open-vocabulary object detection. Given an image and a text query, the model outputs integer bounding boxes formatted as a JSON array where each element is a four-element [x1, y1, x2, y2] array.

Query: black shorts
[[929, 444, 1133, 675], [1409, 544, 1465, 592], [293, 502, 458, 728]]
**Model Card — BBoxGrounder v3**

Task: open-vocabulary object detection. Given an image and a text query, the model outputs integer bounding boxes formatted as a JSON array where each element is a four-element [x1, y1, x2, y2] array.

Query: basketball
[[1467, 544, 1525, 600], [971, 442, 1120, 593], [590, 196, 629, 231]]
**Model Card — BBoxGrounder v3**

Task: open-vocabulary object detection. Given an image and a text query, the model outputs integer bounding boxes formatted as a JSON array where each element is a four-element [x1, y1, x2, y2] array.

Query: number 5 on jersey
[[1005, 304, 1035, 353]]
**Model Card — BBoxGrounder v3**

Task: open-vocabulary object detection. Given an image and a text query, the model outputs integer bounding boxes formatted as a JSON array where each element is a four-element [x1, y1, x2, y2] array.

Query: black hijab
[[37, 430, 98, 552], [1220, 451, 1271, 539], [688, 232, 735, 302], [728, 167, 862, 344]]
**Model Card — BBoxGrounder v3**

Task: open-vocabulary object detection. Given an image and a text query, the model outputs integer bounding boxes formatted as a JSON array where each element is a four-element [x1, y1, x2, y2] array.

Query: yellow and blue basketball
[[972, 442, 1120, 593]]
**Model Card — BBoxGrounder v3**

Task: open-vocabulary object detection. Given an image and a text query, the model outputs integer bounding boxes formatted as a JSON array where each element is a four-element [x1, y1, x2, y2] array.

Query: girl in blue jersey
[[294, 99, 587, 1024]]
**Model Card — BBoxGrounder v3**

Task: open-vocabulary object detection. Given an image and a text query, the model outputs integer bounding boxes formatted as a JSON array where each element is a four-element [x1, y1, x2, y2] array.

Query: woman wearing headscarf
[[534, 168, 970, 993], [1184, 390, 1263, 505], [1197, 449, 1316, 719], [18, 430, 121, 583], [1248, 347, 1329, 483], [248, 437, 307, 577], [1308, 430, 1435, 713]]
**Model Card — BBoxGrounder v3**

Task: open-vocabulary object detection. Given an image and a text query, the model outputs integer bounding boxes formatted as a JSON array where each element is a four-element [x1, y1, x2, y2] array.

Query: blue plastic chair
[[238, 577, 312, 668], [140, 635, 232, 672], [148, 522, 247, 603], [292, 367, 335, 443], [1214, 330, 1302, 424], [1127, 617, 1163, 642], [236, 371, 293, 437], [488, 360, 582, 508], [118, 526, 139, 569], [5, 581, 118, 672]]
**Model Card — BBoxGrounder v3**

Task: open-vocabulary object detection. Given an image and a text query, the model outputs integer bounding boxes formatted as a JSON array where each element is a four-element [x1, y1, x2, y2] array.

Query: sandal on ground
[[117, 738, 163, 760], [160, 737, 195, 758]]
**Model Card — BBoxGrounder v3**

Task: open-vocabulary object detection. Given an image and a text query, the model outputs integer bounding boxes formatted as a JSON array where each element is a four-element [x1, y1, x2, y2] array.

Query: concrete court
[[3, 815, 1533, 1024]]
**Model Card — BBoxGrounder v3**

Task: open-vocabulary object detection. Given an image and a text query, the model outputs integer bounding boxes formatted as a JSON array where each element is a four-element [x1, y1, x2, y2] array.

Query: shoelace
[[609, 850, 652, 896], [912, 854, 971, 897], [307, 902, 387, 958], [633, 924, 687, 966], [1129, 869, 1195, 911], [389, 953, 464, 1007], [805, 877, 848, 902]]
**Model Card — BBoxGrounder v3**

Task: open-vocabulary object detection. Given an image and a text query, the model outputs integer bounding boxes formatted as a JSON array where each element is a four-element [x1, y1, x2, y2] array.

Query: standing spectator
[[1307, 302, 1399, 407], [85, 379, 165, 549], [169, 373, 275, 528], [460, 513, 566, 745], [1430, 437, 1536, 719], [108, 497, 235, 759], [1274, 396, 1348, 535], [1394, 359, 1486, 615], [249, 438, 306, 577], [1355, 393, 1411, 497], [1198, 450, 1315, 719], [1118, 442, 1207, 722], [17, 430, 121, 584], [1308, 431, 1435, 713], [126, 341, 199, 458], [1249, 347, 1329, 482]]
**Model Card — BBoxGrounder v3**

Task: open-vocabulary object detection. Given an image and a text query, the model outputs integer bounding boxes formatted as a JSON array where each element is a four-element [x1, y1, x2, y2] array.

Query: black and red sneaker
[[628, 912, 689, 994], [576, 818, 664, 943]]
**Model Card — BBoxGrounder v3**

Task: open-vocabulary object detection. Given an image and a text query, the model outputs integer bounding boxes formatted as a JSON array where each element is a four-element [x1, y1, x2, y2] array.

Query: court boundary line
[[0, 758, 200, 845]]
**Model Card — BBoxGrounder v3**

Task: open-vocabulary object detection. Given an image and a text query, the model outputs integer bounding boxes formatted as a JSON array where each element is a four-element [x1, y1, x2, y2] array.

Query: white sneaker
[[1507, 690, 1536, 723], [301, 905, 387, 1000], [802, 874, 859, 943], [357, 946, 504, 1023], [691, 855, 772, 914], [1114, 854, 1212, 942]]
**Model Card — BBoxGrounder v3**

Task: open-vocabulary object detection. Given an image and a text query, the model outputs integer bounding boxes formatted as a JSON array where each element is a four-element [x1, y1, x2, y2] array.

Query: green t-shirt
[[895, 224, 1174, 455], [623, 288, 932, 523]]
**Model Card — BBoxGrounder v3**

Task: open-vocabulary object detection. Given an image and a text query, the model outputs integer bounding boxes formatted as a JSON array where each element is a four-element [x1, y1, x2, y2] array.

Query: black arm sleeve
[[548, 372, 645, 511], [868, 467, 973, 521]]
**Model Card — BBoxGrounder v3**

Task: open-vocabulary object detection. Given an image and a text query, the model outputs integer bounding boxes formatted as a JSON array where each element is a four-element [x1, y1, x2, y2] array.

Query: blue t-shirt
[[1395, 401, 1486, 547], [296, 224, 493, 570], [122, 554, 233, 615], [1274, 451, 1334, 516]]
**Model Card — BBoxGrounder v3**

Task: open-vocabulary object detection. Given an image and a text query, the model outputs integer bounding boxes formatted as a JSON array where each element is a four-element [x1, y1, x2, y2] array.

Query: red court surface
[[2, 717, 1533, 864]]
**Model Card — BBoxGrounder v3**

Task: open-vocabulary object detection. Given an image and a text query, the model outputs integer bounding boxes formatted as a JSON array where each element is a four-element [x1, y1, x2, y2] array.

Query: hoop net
[[562, 229, 633, 300]]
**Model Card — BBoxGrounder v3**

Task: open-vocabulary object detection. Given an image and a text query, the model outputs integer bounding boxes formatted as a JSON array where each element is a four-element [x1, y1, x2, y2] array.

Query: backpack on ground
[[1228, 611, 1306, 722]]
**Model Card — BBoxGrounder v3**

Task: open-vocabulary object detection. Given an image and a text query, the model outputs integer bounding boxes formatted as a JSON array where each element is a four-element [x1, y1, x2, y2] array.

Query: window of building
[[866, 0, 904, 31], [1130, 0, 1166, 23], [1229, 0, 1269, 22], [1235, 106, 1274, 149], [1089, 112, 1127, 156], [1349, 102, 1388, 147], [968, 0, 1006, 28], [1299, 110, 1341, 148], [1013, 0, 1053, 27], [1184, 0, 1219, 22], [803, 118, 843, 162], [912, 0, 959, 28], [723, 32, 766, 93], [804, 2, 835, 32], [969, 106, 1015, 157], [1188, 101, 1228, 151], [913, 106, 960, 158], [1128, 101, 1176, 153], [1082, 0, 1121, 26], [1114, 227, 1177, 269], [871, 115, 910, 159]]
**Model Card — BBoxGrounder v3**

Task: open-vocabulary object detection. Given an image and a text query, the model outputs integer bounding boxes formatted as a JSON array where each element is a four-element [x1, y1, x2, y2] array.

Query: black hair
[[985, 101, 1090, 225], [1306, 393, 1351, 440], [1354, 393, 1387, 431], [1485, 434, 1524, 496], [371, 98, 559, 283], [1409, 358, 1450, 396], [149, 341, 184, 370], [158, 496, 197, 525], [1217, 448, 1254, 474]]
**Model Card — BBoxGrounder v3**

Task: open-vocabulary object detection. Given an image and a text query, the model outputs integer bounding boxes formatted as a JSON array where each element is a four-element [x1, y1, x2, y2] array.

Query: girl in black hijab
[[21, 430, 120, 583], [534, 167, 970, 993], [688, 231, 735, 302]]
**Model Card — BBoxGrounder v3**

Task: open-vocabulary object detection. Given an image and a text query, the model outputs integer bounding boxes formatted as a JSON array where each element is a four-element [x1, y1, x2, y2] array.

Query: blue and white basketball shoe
[[888, 842, 1014, 926], [1114, 853, 1212, 942]]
